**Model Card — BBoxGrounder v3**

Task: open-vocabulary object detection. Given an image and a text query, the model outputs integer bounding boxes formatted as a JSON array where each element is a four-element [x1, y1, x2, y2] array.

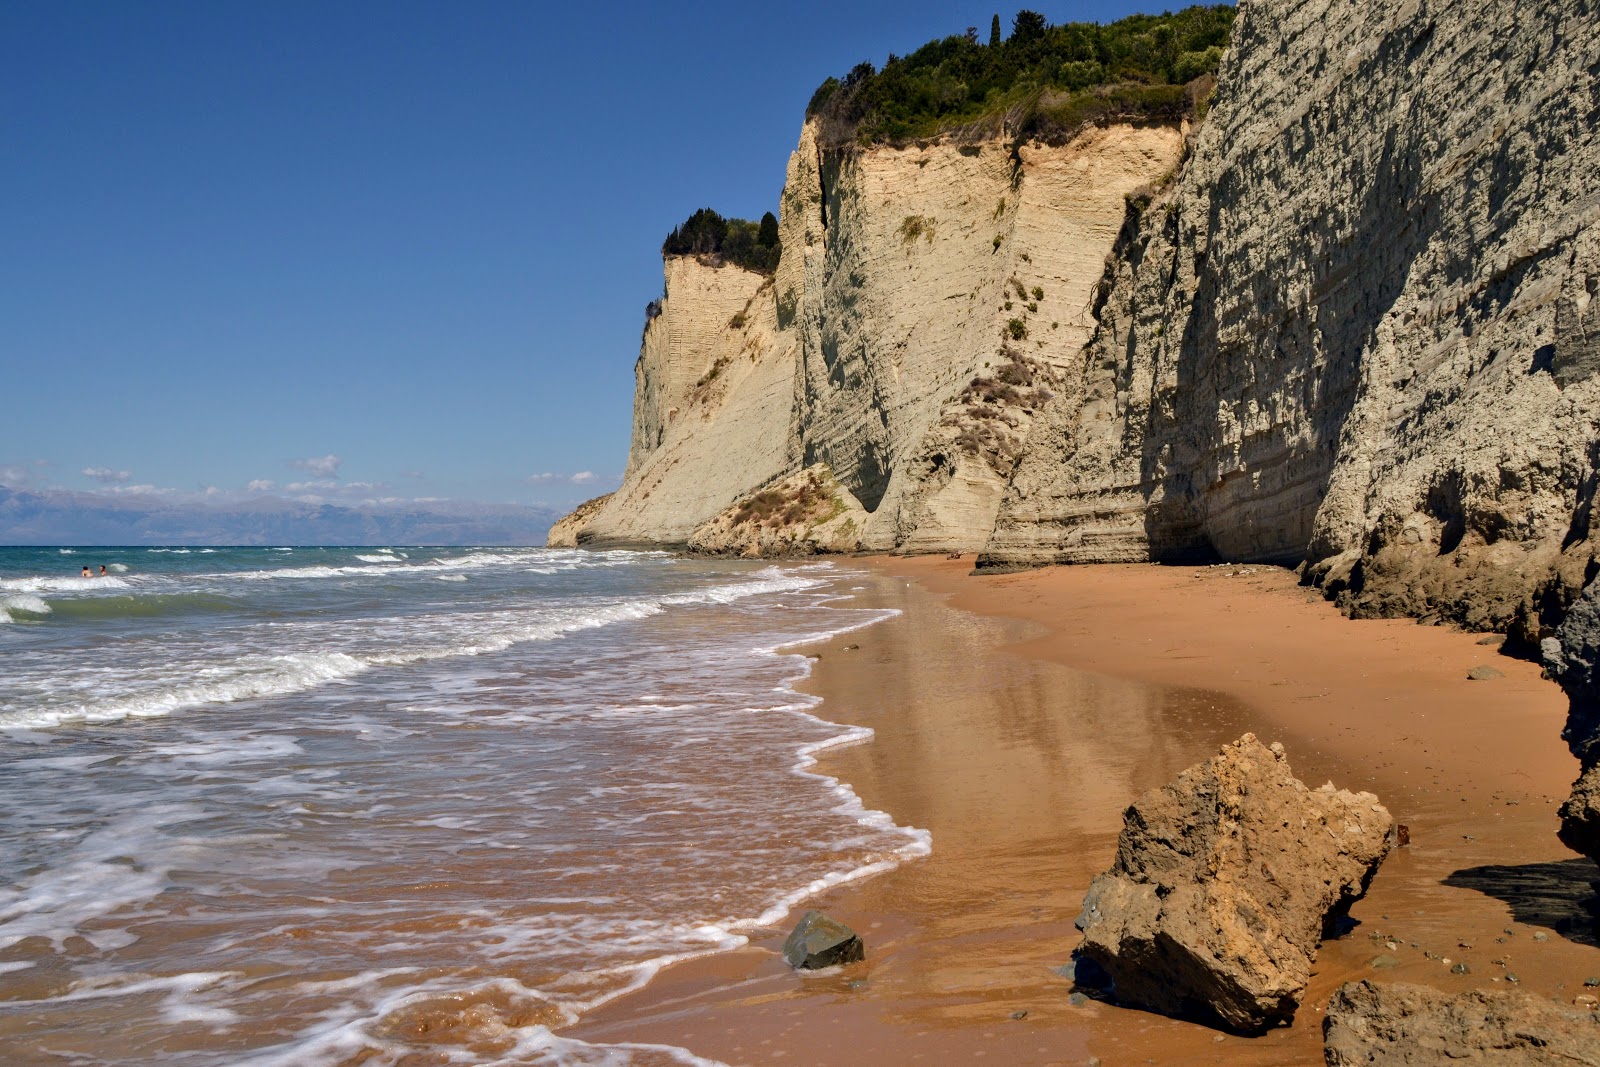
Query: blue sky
[[3, 0, 1191, 518]]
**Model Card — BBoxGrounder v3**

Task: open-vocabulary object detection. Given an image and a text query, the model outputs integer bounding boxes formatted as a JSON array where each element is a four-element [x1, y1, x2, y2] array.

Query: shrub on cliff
[[662, 208, 781, 275], [806, 4, 1235, 146]]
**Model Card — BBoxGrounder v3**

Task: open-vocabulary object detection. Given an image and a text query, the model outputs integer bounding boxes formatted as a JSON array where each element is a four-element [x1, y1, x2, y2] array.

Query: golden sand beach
[[570, 557, 1594, 1065]]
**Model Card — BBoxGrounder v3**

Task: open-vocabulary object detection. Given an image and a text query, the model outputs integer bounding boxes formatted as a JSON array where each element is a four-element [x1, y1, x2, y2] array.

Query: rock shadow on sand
[[1443, 859, 1600, 946]]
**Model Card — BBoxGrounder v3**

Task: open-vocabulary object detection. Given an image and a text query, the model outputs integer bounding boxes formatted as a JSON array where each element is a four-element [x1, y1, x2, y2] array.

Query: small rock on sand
[[1468, 665, 1505, 680], [782, 911, 864, 970]]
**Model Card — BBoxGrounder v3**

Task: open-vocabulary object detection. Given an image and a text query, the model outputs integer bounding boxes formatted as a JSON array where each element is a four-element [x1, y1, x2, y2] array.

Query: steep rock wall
[[577, 257, 797, 546], [983, 0, 1600, 645], [563, 122, 1178, 553], [785, 123, 1183, 552]]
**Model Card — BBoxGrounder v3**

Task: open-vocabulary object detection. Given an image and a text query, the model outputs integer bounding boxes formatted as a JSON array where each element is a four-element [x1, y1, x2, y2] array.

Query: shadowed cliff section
[[982, 0, 1600, 653]]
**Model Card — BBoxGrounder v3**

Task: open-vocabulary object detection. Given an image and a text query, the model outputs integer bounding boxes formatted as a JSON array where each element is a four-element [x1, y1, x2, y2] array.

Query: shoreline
[[567, 556, 1595, 1064]]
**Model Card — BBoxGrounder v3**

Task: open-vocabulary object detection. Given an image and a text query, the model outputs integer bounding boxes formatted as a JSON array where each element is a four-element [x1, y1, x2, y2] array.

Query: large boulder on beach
[[1545, 579, 1600, 862], [1324, 979, 1600, 1065], [782, 911, 864, 970], [1074, 733, 1392, 1034]]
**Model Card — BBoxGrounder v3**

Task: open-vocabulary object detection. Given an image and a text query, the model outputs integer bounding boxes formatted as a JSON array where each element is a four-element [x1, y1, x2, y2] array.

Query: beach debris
[[782, 911, 865, 969], [1394, 823, 1411, 847], [1467, 665, 1504, 680], [1452, 963, 1471, 975], [1477, 635, 1505, 646], [1323, 980, 1600, 1065], [1073, 734, 1392, 1034]]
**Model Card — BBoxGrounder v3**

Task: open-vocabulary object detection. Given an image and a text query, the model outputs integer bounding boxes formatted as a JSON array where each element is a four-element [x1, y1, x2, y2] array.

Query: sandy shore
[[569, 557, 1597, 1065]]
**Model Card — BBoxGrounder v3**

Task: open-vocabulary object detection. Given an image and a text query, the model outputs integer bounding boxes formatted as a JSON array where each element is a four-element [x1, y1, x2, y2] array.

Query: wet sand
[[569, 558, 1598, 1065]]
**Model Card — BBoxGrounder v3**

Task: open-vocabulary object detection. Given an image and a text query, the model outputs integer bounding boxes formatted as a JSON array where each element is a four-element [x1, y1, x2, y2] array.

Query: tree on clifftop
[[661, 208, 781, 275], [1012, 10, 1047, 44], [989, 14, 1001, 47]]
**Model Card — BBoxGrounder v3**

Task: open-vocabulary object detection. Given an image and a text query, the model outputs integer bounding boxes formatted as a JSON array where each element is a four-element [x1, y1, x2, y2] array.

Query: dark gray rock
[[1324, 979, 1600, 1065], [1546, 580, 1600, 862], [782, 911, 864, 970]]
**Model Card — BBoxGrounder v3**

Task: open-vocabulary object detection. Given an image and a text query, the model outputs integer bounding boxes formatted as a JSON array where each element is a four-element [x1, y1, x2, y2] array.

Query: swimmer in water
[[81, 566, 91, 578], [99, 565, 108, 577]]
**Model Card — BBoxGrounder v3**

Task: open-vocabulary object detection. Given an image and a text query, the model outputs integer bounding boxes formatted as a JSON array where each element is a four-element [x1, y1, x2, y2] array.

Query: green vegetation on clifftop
[[662, 208, 781, 275], [807, 5, 1235, 146]]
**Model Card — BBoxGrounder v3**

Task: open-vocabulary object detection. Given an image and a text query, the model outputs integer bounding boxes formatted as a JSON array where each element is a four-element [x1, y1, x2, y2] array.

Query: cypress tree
[[989, 14, 1001, 47], [757, 212, 779, 248]]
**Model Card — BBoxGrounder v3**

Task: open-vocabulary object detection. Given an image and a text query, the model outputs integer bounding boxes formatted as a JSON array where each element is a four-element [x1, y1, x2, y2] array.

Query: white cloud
[[288, 454, 342, 477], [0, 463, 32, 486], [525, 471, 601, 486], [81, 466, 132, 484], [284, 479, 338, 492], [246, 479, 275, 491]]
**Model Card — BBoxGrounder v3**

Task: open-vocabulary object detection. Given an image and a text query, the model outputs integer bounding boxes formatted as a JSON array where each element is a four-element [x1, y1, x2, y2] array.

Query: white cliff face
[[562, 121, 1176, 553], [984, 0, 1600, 643], [784, 122, 1182, 552], [577, 256, 797, 546]]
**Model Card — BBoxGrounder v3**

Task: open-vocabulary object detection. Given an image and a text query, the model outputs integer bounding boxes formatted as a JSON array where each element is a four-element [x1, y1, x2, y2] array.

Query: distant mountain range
[[0, 486, 556, 546]]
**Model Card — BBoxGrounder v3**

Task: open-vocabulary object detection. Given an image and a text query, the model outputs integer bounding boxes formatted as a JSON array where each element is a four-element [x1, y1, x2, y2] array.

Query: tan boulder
[[1074, 734, 1391, 1033]]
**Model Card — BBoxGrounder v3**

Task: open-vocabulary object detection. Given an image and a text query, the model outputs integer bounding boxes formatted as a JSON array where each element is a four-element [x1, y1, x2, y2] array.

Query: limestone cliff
[[785, 123, 1183, 552], [981, 0, 1600, 654], [561, 121, 1181, 552], [554, 0, 1600, 860], [561, 0, 1600, 640], [574, 255, 798, 547]]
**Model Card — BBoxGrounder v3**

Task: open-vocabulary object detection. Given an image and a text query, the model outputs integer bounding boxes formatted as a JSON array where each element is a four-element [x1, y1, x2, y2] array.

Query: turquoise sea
[[0, 546, 922, 1065]]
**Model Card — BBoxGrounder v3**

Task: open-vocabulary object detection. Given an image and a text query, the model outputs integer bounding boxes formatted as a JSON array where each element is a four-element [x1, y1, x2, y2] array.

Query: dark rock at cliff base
[[783, 911, 864, 970], [1545, 580, 1600, 863], [1323, 980, 1600, 1065], [1074, 734, 1391, 1034]]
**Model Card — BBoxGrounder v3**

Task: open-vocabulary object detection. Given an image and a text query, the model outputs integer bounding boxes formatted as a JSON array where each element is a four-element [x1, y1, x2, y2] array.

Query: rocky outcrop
[[546, 494, 612, 548], [981, 0, 1600, 643], [689, 465, 867, 557], [1323, 980, 1600, 1065], [1074, 734, 1391, 1033], [1545, 577, 1600, 862], [783, 911, 865, 970]]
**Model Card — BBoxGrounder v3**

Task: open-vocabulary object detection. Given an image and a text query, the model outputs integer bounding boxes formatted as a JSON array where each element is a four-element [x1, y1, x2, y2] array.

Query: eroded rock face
[[553, 122, 1183, 553], [1074, 734, 1391, 1033], [688, 464, 867, 557], [982, 0, 1600, 644], [1323, 980, 1600, 1065], [545, 494, 613, 548], [1545, 578, 1600, 861]]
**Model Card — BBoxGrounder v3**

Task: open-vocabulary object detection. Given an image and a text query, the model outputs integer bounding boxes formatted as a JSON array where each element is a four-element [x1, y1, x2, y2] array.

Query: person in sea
[[81, 566, 91, 578], [99, 565, 108, 576]]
